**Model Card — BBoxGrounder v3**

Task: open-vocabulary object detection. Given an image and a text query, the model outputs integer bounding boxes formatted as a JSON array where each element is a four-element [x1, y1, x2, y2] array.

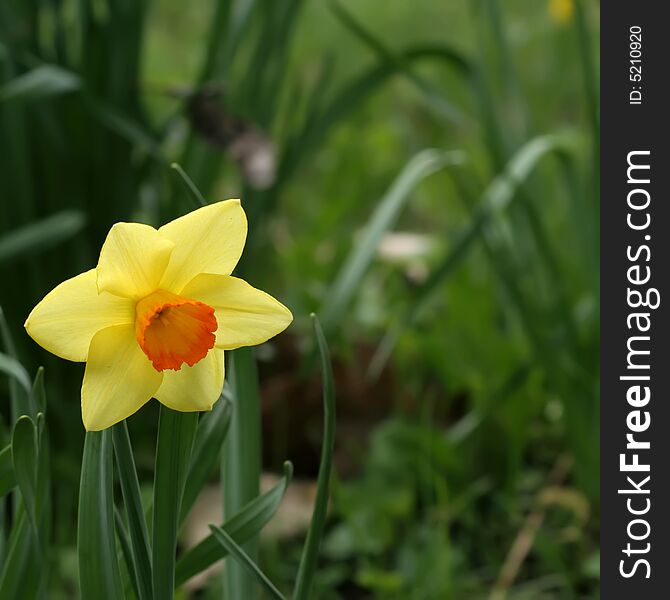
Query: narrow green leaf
[[180, 392, 233, 524], [114, 508, 141, 600], [369, 132, 581, 377], [0, 307, 31, 420], [0, 511, 38, 598], [320, 150, 464, 332], [170, 163, 207, 208], [280, 45, 471, 184], [175, 461, 293, 586], [329, 0, 464, 125], [29, 368, 46, 415], [0, 445, 15, 497], [152, 407, 198, 600], [223, 348, 262, 598], [0, 210, 86, 265], [209, 525, 285, 600], [11, 416, 38, 530], [0, 353, 32, 397], [113, 422, 153, 600], [0, 64, 80, 103], [293, 316, 336, 600], [78, 431, 124, 600]]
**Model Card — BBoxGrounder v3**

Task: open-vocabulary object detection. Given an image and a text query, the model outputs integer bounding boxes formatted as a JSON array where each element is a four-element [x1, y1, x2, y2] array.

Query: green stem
[[223, 347, 261, 599], [152, 407, 198, 600]]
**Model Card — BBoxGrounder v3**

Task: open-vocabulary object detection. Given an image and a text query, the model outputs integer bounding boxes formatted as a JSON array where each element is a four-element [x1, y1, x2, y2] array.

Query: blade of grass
[[29, 367, 46, 415], [11, 416, 38, 532], [180, 391, 233, 524], [114, 508, 141, 600], [112, 421, 153, 600], [0, 353, 32, 397], [175, 461, 293, 586], [0, 307, 30, 421], [0, 210, 85, 265], [78, 431, 124, 600], [320, 149, 465, 332], [293, 315, 335, 600], [0, 64, 80, 103], [0, 445, 16, 497], [0, 511, 38, 598], [279, 43, 472, 189], [223, 347, 262, 599], [209, 524, 285, 600], [170, 162, 207, 208], [369, 132, 581, 378], [152, 407, 198, 600], [329, 0, 465, 126]]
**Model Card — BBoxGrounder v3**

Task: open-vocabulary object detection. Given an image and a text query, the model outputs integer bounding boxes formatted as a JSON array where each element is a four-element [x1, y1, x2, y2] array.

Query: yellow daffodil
[[25, 200, 292, 431], [548, 0, 574, 25]]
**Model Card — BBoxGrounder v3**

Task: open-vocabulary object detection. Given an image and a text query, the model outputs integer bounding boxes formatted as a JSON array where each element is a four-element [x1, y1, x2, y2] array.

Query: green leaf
[[152, 407, 198, 600], [209, 524, 285, 600], [180, 392, 233, 524], [0, 307, 31, 420], [114, 508, 141, 600], [0, 354, 32, 398], [0, 511, 39, 598], [293, 316, 336, 600], [329, 0, 464, 125], [78, 431, 124, 600], [0, 210, 86, 266], [280, 45, 471, 184], [320, 149, 464, 332], [0, 64, 81, 104], [170, 163, 207, 208], [175, 461, 293, 586], [29, 368, 46, 415], [113, 422, 153, 600], [11, 417, 38, 531], [0, 445, 15, 497], [369, 132, 581, 378], [223, 348, 262, 598]]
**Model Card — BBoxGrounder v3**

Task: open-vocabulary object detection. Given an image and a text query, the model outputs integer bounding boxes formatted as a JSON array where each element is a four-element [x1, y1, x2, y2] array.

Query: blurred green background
[[0, 0, 599, 597]]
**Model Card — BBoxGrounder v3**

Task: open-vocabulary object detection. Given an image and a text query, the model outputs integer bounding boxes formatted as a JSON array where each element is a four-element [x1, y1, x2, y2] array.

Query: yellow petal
[[82, 324, 162, 431], [155, 347, 224, 412], [25, 269, 135, 362], [181, 274, 293, 350], [158, 200, 247, 293], [96, 222, 175, 299]]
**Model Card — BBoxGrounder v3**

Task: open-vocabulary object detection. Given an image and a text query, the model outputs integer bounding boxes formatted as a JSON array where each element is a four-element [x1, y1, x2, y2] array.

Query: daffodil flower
[[25, 200, 292, 431]]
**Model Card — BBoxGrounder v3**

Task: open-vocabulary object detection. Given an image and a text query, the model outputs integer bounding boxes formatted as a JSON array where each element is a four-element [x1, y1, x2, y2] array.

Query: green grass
[[0, 0, 599, 597]]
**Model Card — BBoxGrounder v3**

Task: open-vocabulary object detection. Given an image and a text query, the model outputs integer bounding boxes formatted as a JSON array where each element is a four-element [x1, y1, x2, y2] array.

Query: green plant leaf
[[209, 524, 285, 600], [0, 64, 81, 104], [0, 445, 16, 498], [152, 407, 198, 600], [0, 210, 86, 266], [78, 431, 124, 600], [0, 511, 39, 598], [223, 348, 262, 599], [369, 132, 581, 378], [0, 308, 31, 420], [29, 368, 46, 415], [329, 0, 464, 125], [180, 391, 233, 524], [0, 354, 31, 398], [293, 315, 336, 600], [175, 461, 293, 586], [11, 416, 38, 531], [113, 422, 153, 600], [114, 508, 141, 600], [170, 163, 207, 208], [320, 149, 464, 332]]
